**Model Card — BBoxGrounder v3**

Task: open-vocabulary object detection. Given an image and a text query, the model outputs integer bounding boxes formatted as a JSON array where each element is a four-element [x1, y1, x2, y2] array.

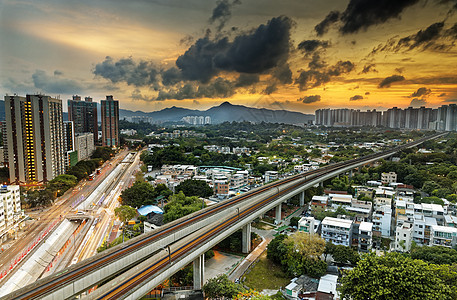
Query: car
[[76, 211, 86, 215]]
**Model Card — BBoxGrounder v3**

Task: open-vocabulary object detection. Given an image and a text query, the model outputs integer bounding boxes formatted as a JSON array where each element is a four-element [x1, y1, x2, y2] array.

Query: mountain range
[[119, 102, 314, 124], [0, 100, 314, 124]]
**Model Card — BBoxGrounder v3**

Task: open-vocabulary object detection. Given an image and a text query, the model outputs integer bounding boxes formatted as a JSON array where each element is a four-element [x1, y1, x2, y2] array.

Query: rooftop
[[359, 221, 373, 232], [322, 217, 353, 228]]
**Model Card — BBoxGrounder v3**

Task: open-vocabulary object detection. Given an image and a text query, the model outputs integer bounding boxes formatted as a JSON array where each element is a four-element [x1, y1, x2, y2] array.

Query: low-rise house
[[358, 221, 373, 253], [321, 217, 353, 247], [430, 225, 457, 248]]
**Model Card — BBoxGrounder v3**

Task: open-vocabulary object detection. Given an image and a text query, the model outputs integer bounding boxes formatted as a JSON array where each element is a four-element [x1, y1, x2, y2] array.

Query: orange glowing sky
[[1, 0, 457, 114]]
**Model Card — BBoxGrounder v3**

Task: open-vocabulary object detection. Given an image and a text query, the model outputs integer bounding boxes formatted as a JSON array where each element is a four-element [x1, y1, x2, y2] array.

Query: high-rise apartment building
[[101, 95, 119, 147], [67, 95, 98, 144], [4, 94, 66, 185], [63, 121, 78, 169], [315, 104, 457, 131]]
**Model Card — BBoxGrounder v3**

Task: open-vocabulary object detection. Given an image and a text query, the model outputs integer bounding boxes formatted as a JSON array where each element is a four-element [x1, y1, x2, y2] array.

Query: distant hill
[[0, 100, 314, 124], [120, 101, 314, 124]]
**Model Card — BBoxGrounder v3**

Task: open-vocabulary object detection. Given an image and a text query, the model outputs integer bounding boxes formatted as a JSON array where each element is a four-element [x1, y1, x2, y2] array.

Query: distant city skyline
[[2, 0, 457, 113]]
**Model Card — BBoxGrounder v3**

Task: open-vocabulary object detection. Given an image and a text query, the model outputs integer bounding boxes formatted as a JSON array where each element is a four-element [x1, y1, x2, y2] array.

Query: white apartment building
[[381, 172, 397, 184], [395, 222, 413, 252], [358, 221, 373, 253], [0, 185, 21, 231], [430, 225, 457, 248], [74, 132, 95, 162], [373, 188, 395, 207], [264, 171, 278, 183], [321, 217, 353, 246], [372, 204, 392, 237]]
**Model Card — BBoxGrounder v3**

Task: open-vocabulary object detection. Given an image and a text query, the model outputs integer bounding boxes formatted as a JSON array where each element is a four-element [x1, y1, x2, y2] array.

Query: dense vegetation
[[339, 252, 457, 300]]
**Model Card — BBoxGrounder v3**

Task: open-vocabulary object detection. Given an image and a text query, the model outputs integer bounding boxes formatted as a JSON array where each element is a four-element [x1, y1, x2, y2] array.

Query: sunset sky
[[2, 0, 457, 113]]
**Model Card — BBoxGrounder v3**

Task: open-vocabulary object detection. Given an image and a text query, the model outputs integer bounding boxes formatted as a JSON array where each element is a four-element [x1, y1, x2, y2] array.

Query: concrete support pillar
[[275, 204, 282, 224], [299, 191, 305, 207], [319, 181, 324, 187], [193, 254, 205, 290], [242, 223, 252, 253], [349, 170, 353, 178]]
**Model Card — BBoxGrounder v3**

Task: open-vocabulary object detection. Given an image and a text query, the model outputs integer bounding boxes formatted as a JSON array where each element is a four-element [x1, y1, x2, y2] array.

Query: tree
[[234, 290, 271, 300], [47, 174, 78, 196], [120, 181, 158, 208], [420, 196, 444, 205], [267, 234, 287, 265], [282, 232, 327, 277], [410, 246, 457, 265], [175, 179, 213, 198], [115, 205, 137, 225], [202, 274, 245, 299], [329, 245, 360, 265], [92, 146, 115, 161], [289, 216, 300, 227], [163, 191, 205, 223], [115, 205, 137, 242], [339, 252, 457, 300]]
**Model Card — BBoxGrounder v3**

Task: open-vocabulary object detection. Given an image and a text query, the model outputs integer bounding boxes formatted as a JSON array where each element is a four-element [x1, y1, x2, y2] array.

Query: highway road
[[76, 150, 141, 262], [0, 149, 130, 284]]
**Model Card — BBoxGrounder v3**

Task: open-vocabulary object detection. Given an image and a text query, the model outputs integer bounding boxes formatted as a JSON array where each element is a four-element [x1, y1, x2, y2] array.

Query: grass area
[[242, 252, 291, 290], [252, 221, 275, 230]]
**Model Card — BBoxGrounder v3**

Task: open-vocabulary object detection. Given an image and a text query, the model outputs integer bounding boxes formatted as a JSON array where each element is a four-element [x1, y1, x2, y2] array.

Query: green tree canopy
[[114, 205, 137, 224], [202, 274, 245, 299], [175, 179, 213, 198], [289, 216, 300, 228], [120, 181, 161, 208], [410, 246, 457, 265], [163, 191, 205, 223], [92, 146, 115, 161], [47, 174, 78, 196], [339, 252, 457, 300]]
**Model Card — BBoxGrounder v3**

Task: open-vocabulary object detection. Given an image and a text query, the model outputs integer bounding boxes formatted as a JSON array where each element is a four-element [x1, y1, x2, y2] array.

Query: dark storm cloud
[[54, 70, 63, 76], [213, 16, 293, 73], [444, 98, 457, 102], [409, 87, 431, 98], [235, 73, 259, 87], [409, 98, 427, 107], [94, 56, 159, 87], [131, 89, 154, 101], [161, 67, 182, 86], [396, 22, 445, 50], [175, 16, 292, 83], [308, 53, 326, 69], [378, 75, 405, 88], [315, 0, 419, 36], [365, 92, 370, 95], [156, 77, 235, 100], [32, 70, 83, 94], [296, 60, 355, 91], [297, 95, 321, 103], [272, 63, 293, 84], [93, 16, 292, 100], [209, 0, 241, 31], [175, 37, 229, 83], [360, 63, 377, 74], [371, 21, 457, 54], [439, 92, 447, 97], [339, 0, 419, 34], [315, 11, 340, 36], [350, 95, 364, 101], [297, 40, 330, 53]]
